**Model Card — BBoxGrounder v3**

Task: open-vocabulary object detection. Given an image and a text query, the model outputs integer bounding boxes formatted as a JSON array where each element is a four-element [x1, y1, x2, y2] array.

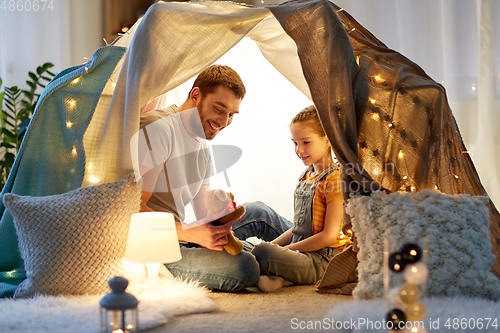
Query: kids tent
[[1, 0, 499, 296]]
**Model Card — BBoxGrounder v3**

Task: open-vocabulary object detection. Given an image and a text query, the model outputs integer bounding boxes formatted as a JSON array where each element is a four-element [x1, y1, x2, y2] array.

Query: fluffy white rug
[[0, 277, 217, 333], [327, 296, 500, 333]]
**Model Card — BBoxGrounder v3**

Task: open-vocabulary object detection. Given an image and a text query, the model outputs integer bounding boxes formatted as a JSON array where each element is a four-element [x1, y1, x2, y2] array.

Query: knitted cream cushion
[[3, 174, 143, 298], [347, 189, 500, 300]]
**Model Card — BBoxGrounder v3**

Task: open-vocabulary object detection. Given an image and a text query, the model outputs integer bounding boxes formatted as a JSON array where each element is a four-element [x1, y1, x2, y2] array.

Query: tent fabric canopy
[[0, 0, 499, 297]]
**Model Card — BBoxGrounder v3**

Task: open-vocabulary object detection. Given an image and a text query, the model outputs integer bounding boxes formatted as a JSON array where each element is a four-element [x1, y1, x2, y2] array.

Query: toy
[[204, 190, 245, 255]]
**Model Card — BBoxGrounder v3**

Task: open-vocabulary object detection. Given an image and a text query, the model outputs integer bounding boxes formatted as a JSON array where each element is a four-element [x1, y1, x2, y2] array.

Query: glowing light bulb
[[71, 78, 80, 84], [398, 150, 404, 158], [66, 121, 74, 129], [406, 327, 428, 333], [406, 301, 427, 321], [388, 123, 393, 128], [370, 99, 376, 104], [404, 262, 429, 285], [71, 146, 77, 156], [403, 176, 408, 180], [454, 174, 459, 179]]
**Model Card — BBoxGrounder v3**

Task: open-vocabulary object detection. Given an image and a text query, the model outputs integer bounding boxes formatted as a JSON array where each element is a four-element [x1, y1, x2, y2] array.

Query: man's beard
[[190, 99, 208, 139]]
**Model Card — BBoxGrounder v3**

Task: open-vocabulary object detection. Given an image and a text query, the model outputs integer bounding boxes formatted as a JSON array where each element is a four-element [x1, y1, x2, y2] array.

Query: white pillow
[[3, 174, 144, 298], [347, 189, 500, 300]]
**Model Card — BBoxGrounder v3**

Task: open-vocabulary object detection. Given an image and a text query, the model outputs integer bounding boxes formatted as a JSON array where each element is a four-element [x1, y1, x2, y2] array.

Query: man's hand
[[176, 219, 235, 251]]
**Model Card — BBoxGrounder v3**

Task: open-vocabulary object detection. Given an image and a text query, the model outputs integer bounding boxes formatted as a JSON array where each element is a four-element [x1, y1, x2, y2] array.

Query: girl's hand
[[177, 219, 234, 251], [285, 193, 344, 252]]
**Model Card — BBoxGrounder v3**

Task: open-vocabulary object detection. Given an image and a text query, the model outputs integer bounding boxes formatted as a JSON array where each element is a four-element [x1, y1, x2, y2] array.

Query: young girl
[[251, 105, 350, 292]]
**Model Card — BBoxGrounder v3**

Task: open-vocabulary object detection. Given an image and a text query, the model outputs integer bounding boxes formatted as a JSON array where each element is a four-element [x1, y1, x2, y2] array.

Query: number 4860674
[[1, 0, 55, 11]]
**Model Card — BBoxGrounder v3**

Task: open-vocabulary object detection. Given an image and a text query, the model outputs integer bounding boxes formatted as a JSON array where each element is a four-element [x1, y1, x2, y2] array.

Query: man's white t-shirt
[[138, 105, 211, 222]]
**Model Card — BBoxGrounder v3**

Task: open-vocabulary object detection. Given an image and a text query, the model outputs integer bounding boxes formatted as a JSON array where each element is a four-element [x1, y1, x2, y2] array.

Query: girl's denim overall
[[250, 165, 341, 284]]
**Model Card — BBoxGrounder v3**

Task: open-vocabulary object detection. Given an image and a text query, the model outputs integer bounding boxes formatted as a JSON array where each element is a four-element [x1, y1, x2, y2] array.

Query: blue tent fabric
[[0, 46, 126, 297]]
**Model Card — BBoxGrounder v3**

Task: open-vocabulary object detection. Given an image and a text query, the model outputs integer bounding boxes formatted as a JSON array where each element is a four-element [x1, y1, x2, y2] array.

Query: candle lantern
[[100, 276, 139, 333]]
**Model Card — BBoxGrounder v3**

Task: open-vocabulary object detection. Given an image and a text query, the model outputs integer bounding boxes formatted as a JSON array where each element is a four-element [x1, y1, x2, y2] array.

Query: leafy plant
[[0, 63, 55, 190]]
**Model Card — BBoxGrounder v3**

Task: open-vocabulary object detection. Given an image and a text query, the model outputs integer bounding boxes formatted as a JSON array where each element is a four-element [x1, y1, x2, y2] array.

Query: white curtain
[[0, 0, 103, 87], [334, 0, 500, 207]]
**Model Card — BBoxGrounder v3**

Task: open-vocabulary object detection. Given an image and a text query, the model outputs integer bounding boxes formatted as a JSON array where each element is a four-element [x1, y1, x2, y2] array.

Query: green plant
[[0, 63, 55, 190]]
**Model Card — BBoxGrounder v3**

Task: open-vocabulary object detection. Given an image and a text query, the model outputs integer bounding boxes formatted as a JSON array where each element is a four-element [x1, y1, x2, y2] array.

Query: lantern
[[100, 276, 139, 333]]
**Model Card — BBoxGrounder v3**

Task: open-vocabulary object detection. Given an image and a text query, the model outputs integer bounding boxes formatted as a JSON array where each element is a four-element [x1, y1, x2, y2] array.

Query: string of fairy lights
[[333, 6, 472, 196], [63, 53, 122, 185]]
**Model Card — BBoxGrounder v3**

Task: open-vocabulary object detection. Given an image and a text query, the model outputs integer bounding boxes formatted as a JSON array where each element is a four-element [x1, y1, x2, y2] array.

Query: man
[[137, 65, 292, 291]]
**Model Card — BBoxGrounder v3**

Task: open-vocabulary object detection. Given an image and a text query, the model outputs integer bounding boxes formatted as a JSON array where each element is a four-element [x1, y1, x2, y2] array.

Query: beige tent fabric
[[246, 15, 311, 100], [81, 2, 271, 186]]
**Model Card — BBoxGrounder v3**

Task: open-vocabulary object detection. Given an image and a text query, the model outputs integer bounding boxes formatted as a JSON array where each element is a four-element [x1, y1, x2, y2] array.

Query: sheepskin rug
[[0, 277, 217, 333]]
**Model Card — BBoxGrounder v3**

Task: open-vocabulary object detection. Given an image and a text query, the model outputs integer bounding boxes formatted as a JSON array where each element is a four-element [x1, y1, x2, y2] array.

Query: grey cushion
[[347, 189, 500, 300]]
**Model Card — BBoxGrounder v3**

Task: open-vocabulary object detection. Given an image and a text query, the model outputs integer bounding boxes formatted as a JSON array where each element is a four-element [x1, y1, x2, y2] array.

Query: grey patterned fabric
[[3, 174, 142, 298]]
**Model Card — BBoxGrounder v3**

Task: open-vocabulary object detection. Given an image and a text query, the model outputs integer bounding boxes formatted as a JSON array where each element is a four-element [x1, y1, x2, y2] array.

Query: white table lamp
[[124, 212, 182, 297]]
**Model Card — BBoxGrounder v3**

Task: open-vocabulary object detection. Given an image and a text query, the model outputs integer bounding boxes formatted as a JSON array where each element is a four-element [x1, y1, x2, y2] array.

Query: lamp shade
[[124, 212, 182, 264]]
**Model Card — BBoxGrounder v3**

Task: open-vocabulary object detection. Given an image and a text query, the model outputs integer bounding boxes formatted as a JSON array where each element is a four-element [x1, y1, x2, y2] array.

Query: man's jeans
[[165, 201, 293, 291]]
